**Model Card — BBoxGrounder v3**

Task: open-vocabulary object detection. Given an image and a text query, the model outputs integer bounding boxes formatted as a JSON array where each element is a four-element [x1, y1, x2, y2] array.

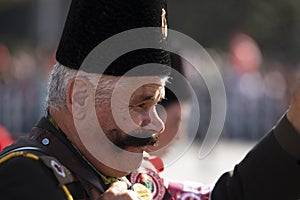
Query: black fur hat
[[56, 0, 171, 76]]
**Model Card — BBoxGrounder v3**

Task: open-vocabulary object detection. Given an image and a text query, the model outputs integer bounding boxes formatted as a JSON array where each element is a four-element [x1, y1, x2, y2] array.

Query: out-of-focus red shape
[[0, 44, 11, 73], [0, 125, 14, 152], [229, 32, 262, 74]]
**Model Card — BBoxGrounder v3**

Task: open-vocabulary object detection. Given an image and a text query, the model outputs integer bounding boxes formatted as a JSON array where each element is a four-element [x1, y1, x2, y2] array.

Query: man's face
[[75, 76, 166, 175], [97, 83, 165, 152]]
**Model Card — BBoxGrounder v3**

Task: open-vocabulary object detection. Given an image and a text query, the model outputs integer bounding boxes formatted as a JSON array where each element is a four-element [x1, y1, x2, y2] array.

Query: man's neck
[[48, 107, 75, 139]]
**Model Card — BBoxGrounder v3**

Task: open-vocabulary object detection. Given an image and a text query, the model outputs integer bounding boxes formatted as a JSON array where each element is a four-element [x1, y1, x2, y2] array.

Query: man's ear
[[66, 77, 94, 120]]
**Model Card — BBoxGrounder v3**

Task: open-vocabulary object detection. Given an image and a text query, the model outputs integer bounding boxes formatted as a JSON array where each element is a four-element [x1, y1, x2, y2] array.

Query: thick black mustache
[[109, 129, 160, 150]]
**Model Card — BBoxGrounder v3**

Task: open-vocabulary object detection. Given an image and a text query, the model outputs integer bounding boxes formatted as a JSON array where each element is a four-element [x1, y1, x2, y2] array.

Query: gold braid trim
[[99, 173, 120, 185], [0, 151, 74, 200], [61, 185, 74, 200], [0, 151, 39, 164]]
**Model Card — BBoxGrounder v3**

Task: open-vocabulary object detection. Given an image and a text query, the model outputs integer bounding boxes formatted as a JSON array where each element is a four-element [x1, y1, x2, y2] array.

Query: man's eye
[[138, 103, 147, 108], [129, 103, 146, 110], [130, 101, 157, 111]]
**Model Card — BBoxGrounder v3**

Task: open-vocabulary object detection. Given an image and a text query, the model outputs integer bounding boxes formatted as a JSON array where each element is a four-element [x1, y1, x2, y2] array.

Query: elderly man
[[0, 0, 171, 199], [1, 0, 300, 200]]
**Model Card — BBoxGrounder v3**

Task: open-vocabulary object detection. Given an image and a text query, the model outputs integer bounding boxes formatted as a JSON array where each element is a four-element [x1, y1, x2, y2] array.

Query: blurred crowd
[[0, 44, 53, 138], [213, 32, 291, 140]]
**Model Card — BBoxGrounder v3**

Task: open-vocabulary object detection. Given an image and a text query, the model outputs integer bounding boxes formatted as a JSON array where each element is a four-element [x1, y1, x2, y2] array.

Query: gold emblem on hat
[[161, 8, 168, 39], [132, 183, 153, 200]]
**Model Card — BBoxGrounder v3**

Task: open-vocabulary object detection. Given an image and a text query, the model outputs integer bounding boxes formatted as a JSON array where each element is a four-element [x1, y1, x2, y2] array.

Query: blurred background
[[0, 0, 300, 184]]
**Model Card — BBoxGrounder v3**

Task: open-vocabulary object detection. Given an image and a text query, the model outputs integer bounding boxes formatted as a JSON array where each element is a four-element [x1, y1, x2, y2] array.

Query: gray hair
[[46, 63, 119, 110]]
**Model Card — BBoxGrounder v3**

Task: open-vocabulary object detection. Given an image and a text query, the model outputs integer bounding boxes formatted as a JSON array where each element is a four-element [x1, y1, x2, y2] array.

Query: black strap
[[29, 126, 107, 193]]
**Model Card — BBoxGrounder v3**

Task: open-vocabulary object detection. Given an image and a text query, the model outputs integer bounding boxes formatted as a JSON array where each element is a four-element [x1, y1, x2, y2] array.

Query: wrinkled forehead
[[111, 75, 168, 103]]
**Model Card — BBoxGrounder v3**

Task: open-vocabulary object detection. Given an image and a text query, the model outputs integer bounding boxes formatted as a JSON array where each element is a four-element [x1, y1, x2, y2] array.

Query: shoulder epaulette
[[0, 151, 75, 200]]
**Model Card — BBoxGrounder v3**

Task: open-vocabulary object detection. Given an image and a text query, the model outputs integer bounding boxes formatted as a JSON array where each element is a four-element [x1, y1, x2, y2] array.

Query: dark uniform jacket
[[0, 115, 300, 199]]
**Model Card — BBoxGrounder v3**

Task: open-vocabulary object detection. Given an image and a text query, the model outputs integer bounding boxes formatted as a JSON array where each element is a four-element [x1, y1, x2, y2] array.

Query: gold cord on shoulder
[[0, 151, 74, 200], [0, 151, 39, 164], [61, 185, 74, 200]]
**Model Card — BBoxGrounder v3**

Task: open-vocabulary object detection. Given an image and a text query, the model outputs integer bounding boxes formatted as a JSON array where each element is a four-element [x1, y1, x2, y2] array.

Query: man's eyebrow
[[140, 95, 156, 101], [134, 93, 163, 103]]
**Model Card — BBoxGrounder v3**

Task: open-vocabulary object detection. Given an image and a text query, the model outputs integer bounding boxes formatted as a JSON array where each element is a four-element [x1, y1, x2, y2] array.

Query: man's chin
[[102, 148, 144, 177], [122, 148, 144, 171]]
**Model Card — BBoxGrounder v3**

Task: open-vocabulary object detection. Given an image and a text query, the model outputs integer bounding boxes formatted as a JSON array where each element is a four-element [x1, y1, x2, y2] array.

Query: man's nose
[[141, 109, 165, 133]]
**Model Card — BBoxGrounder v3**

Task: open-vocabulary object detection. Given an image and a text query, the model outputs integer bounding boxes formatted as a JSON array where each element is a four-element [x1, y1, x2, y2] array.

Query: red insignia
[[131, 168, 166, 200], [50, 160, 66, 177]]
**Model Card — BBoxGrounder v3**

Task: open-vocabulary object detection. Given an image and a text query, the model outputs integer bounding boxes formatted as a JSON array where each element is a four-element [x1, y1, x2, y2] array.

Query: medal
[[132, 183, 153, 200], [130, 168, 166, 200]]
